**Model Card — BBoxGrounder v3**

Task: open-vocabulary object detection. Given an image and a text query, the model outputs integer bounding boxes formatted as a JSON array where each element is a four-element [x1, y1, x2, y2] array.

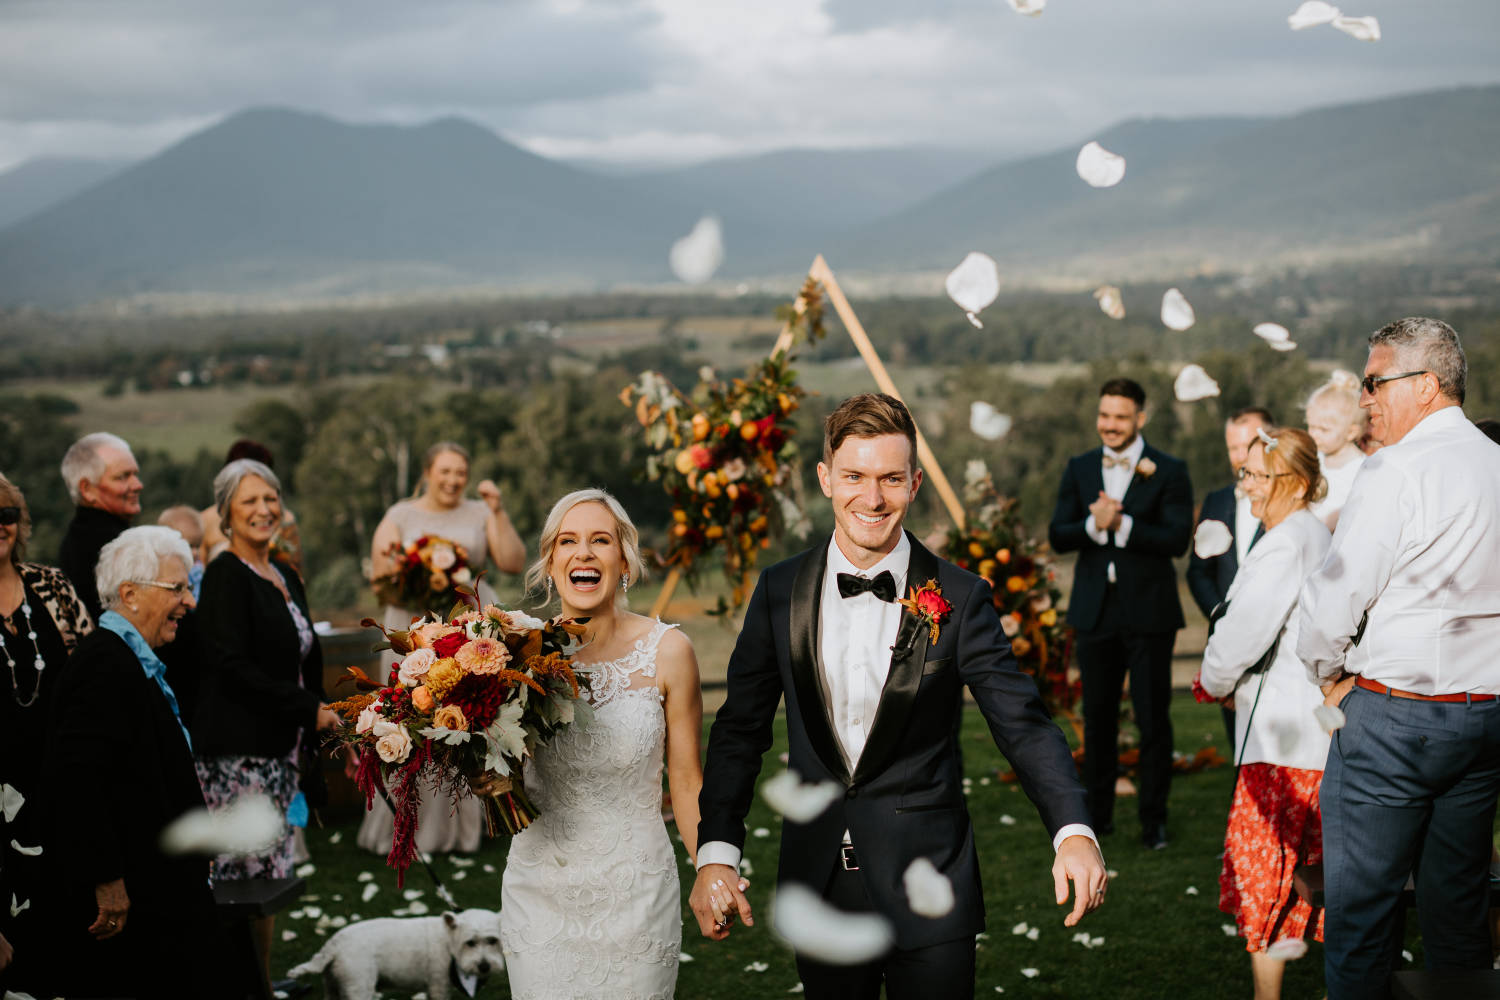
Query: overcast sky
[[2, 0, 1497, 172]]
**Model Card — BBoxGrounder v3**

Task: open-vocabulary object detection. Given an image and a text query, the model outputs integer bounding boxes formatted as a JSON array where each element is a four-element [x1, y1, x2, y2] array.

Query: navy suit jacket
[[1185, 483, 1243, 619], [1048, 443, 1193, 634], [698, 533, 1090, 950]]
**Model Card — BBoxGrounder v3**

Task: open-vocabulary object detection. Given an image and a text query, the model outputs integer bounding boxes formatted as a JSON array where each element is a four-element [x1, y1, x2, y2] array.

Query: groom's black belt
[[841, 843, 860, 871]]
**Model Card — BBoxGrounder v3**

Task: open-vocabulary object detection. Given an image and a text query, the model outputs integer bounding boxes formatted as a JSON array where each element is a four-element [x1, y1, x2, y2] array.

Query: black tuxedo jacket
[[1048, 443, 1193, 634], [1185, 483, 1242, 619], [698, 533, 1089, 950]]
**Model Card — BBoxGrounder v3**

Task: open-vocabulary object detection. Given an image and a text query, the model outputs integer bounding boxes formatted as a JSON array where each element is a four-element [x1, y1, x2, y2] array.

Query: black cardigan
[[56, 505, 129, 621], [191, 552, 324, 758]]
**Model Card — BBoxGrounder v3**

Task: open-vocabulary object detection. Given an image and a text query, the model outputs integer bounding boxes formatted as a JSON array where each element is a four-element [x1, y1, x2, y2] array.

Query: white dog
[[287, 908, 504, 1000]]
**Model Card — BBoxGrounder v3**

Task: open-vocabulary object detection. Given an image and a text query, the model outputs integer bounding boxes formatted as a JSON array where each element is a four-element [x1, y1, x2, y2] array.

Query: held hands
[[89, 878, 129, 939], [468, 771, 514, 797], [1089, 493, 1123, 534], [315, 704, 343, 731], [1321, 671, 1358, 707], [689, 864, 753, 941], [1053, 835, 1109, 927], [477, 479, 505, 513]]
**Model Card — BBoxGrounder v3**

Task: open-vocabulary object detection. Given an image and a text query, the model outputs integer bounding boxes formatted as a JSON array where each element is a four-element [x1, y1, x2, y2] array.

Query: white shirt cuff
[[1052, 823, 1099, 852], [1113, 514, 1134, 547], [1084, 514, 1109, 546], [696, 840, 742, 871]]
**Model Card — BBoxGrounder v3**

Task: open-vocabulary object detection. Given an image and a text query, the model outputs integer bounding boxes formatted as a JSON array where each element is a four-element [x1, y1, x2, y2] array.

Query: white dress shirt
[[1085, 435, 1144, 583], [1234, 491, 1259, 568], [1297, 406, 1500, 694], [1200, 510, 1331, 771]]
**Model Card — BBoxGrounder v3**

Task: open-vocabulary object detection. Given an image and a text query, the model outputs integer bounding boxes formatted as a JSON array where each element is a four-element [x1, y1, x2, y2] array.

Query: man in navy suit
[[1049, 378, 1193, 849], [1185, 406, 1274, 756]]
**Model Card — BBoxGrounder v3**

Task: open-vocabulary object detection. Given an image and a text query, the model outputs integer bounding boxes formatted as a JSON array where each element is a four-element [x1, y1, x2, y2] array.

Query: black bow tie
[[837, 570, 897, 602]]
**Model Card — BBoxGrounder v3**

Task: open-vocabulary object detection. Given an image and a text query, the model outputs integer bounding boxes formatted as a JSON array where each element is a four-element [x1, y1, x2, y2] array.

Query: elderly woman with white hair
[[191, 459, 341, 981], [42, 525, 221, 996]]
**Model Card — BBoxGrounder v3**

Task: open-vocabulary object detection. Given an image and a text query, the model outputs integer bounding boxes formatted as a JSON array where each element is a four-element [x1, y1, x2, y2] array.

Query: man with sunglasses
[[1297, 317, 1500, 998], [57, 433, 142, 619]]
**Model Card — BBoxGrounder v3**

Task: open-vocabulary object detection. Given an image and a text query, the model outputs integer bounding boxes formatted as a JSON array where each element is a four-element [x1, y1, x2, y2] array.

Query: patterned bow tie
[[836, 570, 897, 602], [1102, 453, 1134, 470]]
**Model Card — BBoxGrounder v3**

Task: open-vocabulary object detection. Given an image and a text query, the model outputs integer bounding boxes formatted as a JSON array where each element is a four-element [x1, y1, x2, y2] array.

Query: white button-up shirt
[[1297, 406, 1500, 694], [1085, 435, 1143, 583]]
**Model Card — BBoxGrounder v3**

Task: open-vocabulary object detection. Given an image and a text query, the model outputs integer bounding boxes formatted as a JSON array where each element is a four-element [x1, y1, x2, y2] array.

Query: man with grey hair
[[57, 432, 142, 619], [1297, 317, 1500, 998]]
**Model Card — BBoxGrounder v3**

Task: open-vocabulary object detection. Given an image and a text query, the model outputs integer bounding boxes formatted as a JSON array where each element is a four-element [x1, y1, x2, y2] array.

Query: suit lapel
[[851, 533, 938, 786], [1120, 443, 1154, 511], [788, 538, 851, 784], [1084, 449, 1106, 502]]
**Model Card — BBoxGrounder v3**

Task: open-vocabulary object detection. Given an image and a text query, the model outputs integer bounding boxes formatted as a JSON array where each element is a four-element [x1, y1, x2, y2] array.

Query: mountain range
[[0, 85, 1495, 307]]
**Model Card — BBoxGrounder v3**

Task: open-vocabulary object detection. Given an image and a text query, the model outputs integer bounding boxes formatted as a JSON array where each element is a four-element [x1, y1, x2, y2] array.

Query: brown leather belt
[[1355, 676, 1499, 703]]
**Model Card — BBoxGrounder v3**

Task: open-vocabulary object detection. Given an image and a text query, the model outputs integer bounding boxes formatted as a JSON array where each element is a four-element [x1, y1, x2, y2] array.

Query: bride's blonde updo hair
[[1257, 426, 1328, 507], [525, 488, 647, 611]]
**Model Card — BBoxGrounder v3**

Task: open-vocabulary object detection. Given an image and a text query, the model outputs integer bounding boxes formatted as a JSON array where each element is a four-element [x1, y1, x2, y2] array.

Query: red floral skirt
[[1219, 762, 1325, 952]]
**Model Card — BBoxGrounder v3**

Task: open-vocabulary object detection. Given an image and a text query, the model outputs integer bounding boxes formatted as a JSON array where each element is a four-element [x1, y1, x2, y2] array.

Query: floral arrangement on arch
[[372, 534, 473, 614], [326, 595, 590, 882], [939, 460, 1078, 717]]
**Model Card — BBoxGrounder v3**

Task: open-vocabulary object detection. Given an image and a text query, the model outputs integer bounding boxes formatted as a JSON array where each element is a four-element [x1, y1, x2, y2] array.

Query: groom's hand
[[1054, 834, 1108, 927], [690, 864, 754, 940]]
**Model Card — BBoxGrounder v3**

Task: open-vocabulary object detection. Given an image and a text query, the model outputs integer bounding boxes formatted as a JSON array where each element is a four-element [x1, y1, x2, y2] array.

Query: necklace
[[1, 596, 46, 708]]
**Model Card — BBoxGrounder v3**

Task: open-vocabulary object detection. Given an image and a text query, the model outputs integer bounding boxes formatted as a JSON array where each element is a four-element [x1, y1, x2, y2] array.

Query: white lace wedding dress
[[501, 620, 682, 999]]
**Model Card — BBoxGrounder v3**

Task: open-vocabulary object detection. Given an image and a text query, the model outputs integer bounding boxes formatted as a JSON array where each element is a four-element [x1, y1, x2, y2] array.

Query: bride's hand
[[468, 772, 513, 797]]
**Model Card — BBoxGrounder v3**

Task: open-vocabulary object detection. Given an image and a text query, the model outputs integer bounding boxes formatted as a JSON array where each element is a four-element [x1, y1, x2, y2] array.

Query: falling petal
[[1076, 141, 1126, 188], [1185, 886, 1199, 896], [483, 864, 496, 873], [1021, 969, 1040, 979], [903, 858, 956, 918], [1402, 949, 1414, 963], [679, 952, 695, 963], [1026, 927, 1040, 941], [10, 893, 29, 918], [1270, 340, 1299, 352], [790, 986, 805, 994], [1332, 15, 1380, 41], [1107, 869, 1119, 879], [1012, 922, 1030, 936], [9, 841, 41, 857], [773, 884, 895, 964], [327, 831, 342, 845], [1287, 2, 1341, 30], [970, 402, 1014, 442], [999, 814, 1017, 826], [945, 252, 1001, 326], [740, 858, 755, 877], [1174, 364, 1220, 403], [761, 771, 843, 823], [1194, 520, 1233, 559], [1094, 285, 1126, 320], [1161, 288, 1196, 330], [159, 793, 283, 857], [669, 215, 725, 285], [0, 784, 23, 824], [282, 930, 298, 942], [1222, 924, 1239, 937], [753, 827, 771, 838], [1266, 938, 1309, 961], [1007, 0, 1046, 15], [1314, 704, 1346, 733], [1253, 322, 1291, 343]]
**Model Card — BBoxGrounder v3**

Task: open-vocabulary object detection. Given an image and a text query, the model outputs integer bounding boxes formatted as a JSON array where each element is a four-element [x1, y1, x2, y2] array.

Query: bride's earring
[[621, 573, 630, 594], [545, 576, 554, 604]]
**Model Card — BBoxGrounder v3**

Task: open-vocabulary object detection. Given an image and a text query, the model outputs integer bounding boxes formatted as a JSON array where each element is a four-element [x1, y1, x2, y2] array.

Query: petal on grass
[[1314, 704, 1346, 733], [1076, 141, 1126, 188], [1194, 519, 1233, 558], [945, 252, 1001, 328], [362, 883, 380, 903], [970, 402, 1014, 442], [1094, 285, 1126, 320], [1026, 927, 1040, 941], [903, 858, 956, 917], [1174, 364, 1220, 402], [1185, 886, 1200, 896], [1222, 924, 1239, 937], [1012, 922, 1030, 936], [1288, 2, 1341, 30], [1161, 288, 1196, 330], [999, 814, 1017, 826], [761, 771, 843, 823], [773, 884, 895, 964], [160, 793, 283, 857], [1021, 969, 1040, 979], [669, 215, 725, 285]]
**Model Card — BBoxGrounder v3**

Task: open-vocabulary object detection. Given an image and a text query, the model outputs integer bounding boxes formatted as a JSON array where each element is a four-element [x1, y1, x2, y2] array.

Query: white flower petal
[[1076, 141, 1126, 188], [407, 900, 429, 915], [451, 870, 467, 881], [1007, 0, 1046, 16], [1253, 322, 1291, 343], [970, 401, 1014, 442], [945, 252, 1001, 324], [1026, 927, 1040, 941], [1012, 922, 1030, 936], [403, 889, 424, 900], [773, 884, 894, 964], [669, 215, 725, 285], [1021, 968, 1040, 979], [327, 831, 342, 845], [745, 961, 770, 972], [1194, 519, 1233, 559], [1185, 886, 1199, 896], [1174, 364, 1220, 403], [1287, 2, 1341, 30], [999, 814, 1017, 826], [1402, 949, 1414, 963], [9, 841, 41, 857], [1161, 288, 1196, 330], [739, 858, 755, 877], [296, 863, 317, 878], [1314, 704, 1346, 733], [1222, 923, 1239, 937], [1332, 15, 1380, 41], [679, 952, 695, 963], [10, 892, 30, 917], [1266, 938, 1309, 961], [1090, 935, 1105, 947], [1107, 869, 1119, 879], [357, 871, 374, 882], [903, 858, 956, 918], [362, 883, 380, 902], [753, 827, 771, 838], [790, 985, 806, 994], [1094, 285, 1126, 320], [159, 793, 284, 857], [282, 929, 298, 941], [1270, 340, 1299, 352], [761, 771, 843, 823], [0, 784, 23, 824]]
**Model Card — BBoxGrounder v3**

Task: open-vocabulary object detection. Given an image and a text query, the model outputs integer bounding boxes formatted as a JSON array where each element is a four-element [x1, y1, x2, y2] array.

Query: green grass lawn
[[276, 699, 1426, 999]]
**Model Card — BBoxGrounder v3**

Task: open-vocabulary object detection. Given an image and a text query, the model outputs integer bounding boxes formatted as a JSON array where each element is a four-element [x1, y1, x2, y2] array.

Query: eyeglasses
[[1235, 469, 1296, 486], [135, 580, 192, 597], [1361, 370, 1428, 395], [0, 506, 20, 526]]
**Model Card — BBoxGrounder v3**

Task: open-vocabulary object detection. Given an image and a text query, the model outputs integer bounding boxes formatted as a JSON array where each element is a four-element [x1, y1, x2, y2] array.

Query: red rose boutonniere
[[898, 578, 953, 645], [1135, 457, 1157, 480]]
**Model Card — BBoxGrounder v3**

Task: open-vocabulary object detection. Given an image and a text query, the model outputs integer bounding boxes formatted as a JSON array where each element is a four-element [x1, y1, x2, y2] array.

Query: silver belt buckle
[[840, 844, 859, 871]]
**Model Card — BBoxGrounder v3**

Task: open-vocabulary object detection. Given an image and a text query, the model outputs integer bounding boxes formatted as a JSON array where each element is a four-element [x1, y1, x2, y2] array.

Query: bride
[[500, 488, 707, 999]]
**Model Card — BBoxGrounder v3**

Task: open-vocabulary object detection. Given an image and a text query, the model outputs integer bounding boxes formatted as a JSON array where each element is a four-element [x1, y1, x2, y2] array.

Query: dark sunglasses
[[1360, 370, 1427, 395], [0, 507, 21, 526]]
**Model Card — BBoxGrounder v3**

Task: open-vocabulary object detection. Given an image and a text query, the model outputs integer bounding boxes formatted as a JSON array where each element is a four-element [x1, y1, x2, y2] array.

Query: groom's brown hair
[[822, 393, 918, 469]]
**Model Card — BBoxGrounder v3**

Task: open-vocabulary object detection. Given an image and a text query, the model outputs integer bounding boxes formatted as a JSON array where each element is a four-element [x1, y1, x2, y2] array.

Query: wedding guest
[[43, 526, 220, 997], [1049, 377, 1193, 849], [0, 474, 92, 993], [201, 439, 302, 574], [1299, 318, 1500, 998], [1197, 427, 1331, 1000], [192, 460, 342, 983], [357, 441, 525, 857], [157, 504, 205, 598], [1304, 370, 1368, 532], [56, 432, 141, 619], [1186, 406, 1274, 756]]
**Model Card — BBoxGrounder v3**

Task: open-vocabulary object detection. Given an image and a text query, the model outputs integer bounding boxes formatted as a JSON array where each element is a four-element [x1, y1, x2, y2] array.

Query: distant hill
[[0, 157, 129, 229], [0, 87, 1496, 306]]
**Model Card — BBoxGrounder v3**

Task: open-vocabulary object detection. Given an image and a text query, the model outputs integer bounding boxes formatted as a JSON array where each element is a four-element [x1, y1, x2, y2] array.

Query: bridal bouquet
[[328, 598, 591, 882], [372, 534, 472, 613]]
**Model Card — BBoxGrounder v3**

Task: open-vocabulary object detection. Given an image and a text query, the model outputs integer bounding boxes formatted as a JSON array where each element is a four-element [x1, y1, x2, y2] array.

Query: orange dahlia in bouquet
[[371, 534, 473, 615], [326, 595, 590, 882]]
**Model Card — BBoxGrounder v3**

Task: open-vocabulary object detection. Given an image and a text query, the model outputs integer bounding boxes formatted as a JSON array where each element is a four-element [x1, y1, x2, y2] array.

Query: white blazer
[[1201, 509, 1332, 772]]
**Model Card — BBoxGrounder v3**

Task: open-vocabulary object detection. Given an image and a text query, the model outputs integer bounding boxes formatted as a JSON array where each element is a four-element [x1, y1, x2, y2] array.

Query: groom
[[692, 393, 1106, 998]]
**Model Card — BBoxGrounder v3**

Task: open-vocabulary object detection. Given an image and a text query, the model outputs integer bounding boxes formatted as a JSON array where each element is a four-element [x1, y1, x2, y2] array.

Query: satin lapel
[[851, 533, 938, 786], [1084, 450, 1106, 503], [1120, 444, 1154, 510], [787, 539, 851, 784]]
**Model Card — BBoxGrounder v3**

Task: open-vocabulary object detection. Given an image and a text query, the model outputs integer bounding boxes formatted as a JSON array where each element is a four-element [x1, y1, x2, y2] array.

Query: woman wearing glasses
[[1196, 428, 1331, 1000], [1303, 371, 1368, 532], [193, 459, 342, 980], [0, 474, 92, 992]]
